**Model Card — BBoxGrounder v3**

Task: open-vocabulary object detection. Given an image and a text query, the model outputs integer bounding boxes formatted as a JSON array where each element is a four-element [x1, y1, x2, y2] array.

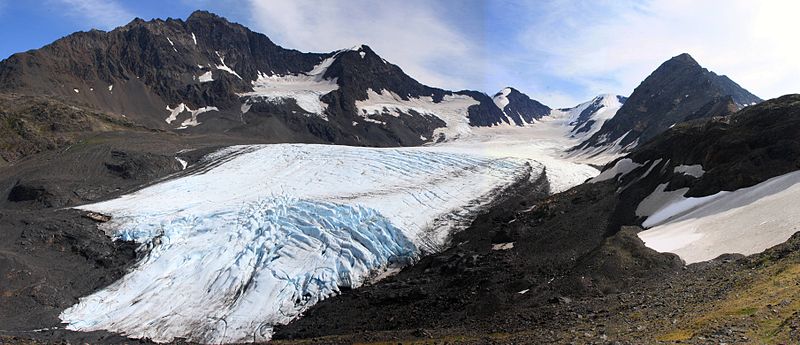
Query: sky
[[0, 0, 797, 107]]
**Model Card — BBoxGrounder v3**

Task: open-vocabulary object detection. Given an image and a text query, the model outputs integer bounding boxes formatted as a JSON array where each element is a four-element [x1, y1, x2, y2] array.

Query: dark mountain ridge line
[[0, 10, 546, 149], [2, 10, 763, 162], [601, 94, 800, 231], [573, 52, 762, 155]]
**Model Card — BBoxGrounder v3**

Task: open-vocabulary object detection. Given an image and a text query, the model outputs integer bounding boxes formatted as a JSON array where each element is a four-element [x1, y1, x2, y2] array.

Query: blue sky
[[0, 0, 797, 107]]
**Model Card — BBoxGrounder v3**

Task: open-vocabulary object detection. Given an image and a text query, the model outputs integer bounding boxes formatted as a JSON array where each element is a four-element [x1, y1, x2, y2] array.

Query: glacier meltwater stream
[[59, 144, 580, 343]]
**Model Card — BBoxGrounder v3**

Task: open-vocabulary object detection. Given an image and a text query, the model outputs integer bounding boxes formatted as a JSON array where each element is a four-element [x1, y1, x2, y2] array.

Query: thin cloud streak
[[224, 1, 800, 107], [509, 0, 799, 103], [53, 0, 134, 30], [246, 0, 490, 93]]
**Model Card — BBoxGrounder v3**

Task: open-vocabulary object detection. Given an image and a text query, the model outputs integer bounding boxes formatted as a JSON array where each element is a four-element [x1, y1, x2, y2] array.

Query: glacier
[[60, 144, 545, 343], [62, 197, 415, 343]]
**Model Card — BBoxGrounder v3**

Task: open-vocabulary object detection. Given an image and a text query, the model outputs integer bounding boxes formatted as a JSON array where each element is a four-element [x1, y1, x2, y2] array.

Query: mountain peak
[[491, 86, 550, 125], [573, 53, 761, 154], [187, 10, 225, 22], [668, 52, 699, 65]]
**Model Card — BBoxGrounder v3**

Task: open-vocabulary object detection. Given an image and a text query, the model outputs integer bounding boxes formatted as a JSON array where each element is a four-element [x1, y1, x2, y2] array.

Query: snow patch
[[215, 51, 242, 79], [566, 94, 624, 141], [355, 89, 479, 140], [165, 103, 186, 124], [491, 87, 516, 125], [674, 164, 705, 178], [636, 183, 689, 223], [359, 51, 366, 59], [175, 157, 188, 170], [638, 170, 800, 263], [492, 87, 511, 111], [589, 158, 643, 183], [237, 53, 342, 119], [637, 159, 663, 181], [241, 103, 252, 114], [166, 37, 177, 53], [198, 70, 214, 83], [107, 85, 113, 92], [191, 32, 197, 45], [165, 103, 218, 128], [177, 106, 219, 129], [492, 242, 515, 250]]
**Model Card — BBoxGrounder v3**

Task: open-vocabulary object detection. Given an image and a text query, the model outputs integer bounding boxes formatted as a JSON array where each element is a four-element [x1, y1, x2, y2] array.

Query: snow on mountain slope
[[564, 94, 625, 141], [637, 170, 800, 264], [557, 94, 632, 164], [60, 144, 540, 343], [237, 52, 341, 118], [491, 87, 514, 124], [492, 87, 511, 111], [164, 103, 220, 129], [355, 89, 479, 139], [490, 87, 551, 125], [436, 94, 627, 169]]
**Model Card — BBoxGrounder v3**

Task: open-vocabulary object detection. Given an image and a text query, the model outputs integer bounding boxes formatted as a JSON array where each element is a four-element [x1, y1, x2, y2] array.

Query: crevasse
[[60, 144, 537, 343]]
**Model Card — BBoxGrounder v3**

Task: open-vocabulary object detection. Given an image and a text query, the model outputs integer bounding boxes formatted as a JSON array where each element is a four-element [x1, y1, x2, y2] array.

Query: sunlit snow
[[673, 164, 705, 178], [237, 53, 341, 118], [491, 87, 514, 124], [215, 51, 242, 79], [565, 94, 623, 141], [355, 88, 479, 140], [61, 144, 546, 343], [165, 103, 219, 129], [638, 170, 800, 263], [177, 106, 219, 129], [589, 158, 642, 183], [198, 71, 213, 83]]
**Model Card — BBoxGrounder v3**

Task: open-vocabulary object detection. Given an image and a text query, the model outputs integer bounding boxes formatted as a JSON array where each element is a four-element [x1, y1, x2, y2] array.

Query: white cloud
[[513, 0, 800, 102], [246, 0, 487, 92], [233, 0, 799, 108], [53, 0, 134, 30]]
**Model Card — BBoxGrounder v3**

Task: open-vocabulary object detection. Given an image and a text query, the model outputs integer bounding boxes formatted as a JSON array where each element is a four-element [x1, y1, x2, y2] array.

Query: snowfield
[[61, 144, 556, 343], [355, 89, 480, 140], [237, 52, 341, 118], [564, 94, 623, 141], [638, 170, 800, 264]]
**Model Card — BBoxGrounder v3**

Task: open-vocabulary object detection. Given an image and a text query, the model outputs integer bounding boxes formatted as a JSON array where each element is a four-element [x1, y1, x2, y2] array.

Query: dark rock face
[[597, 94, 800, 227], [103, 150, 180, 180], [0, 94, 134, 163], [0, 11, 513, 147], [7, 182, 51, 203], [575, 53, 762, 152], [0, 208, 138, 335], [492, 87, 551, 125]]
